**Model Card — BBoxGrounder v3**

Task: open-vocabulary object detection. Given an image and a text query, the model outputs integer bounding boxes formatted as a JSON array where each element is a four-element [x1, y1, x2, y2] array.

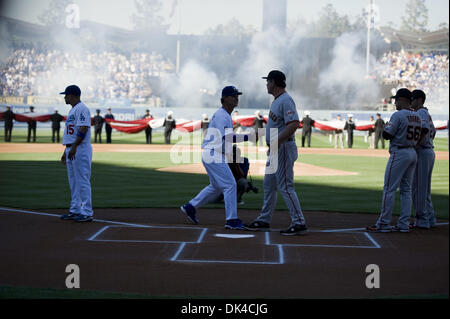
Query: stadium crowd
[[374, 50, 449, 106], [0, 49, 175, 102]]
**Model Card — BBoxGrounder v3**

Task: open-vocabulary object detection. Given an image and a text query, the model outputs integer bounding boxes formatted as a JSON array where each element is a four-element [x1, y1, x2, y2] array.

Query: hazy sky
[[2, 0, 449, 34]]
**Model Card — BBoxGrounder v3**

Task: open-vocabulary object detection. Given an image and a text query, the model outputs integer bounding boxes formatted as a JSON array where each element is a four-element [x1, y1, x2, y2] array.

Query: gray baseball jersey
[[255, 91, 306, 227], [376, 108, 420, 231], [416, 108, 436, 149], [265, 92, 299, 146], [412, 107, 436, 228], [384, 109, 422, 151]]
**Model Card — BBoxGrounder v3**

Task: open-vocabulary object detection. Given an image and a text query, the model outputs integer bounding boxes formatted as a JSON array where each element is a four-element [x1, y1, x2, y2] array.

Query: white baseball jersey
[[384, 109, 422, 151], [62, 101, 91, 145], [416, 108, 435, 149], [202, 107, 234, 159], [265, 92, 299, 145], [190, 106, 238, 221]]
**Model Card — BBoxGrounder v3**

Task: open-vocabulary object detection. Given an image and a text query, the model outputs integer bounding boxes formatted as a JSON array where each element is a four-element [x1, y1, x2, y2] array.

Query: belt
[[267, 137, 295, 147], [65, 144, 72, 147], [396, 146, 413, 149]]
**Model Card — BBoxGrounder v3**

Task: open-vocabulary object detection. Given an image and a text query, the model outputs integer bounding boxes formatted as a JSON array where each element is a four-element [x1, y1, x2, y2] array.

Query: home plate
[[214, 234, 255, 239]]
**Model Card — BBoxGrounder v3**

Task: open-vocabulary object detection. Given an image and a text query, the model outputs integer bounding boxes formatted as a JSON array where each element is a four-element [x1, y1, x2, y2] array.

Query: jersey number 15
[[66, 124, 75, 135]]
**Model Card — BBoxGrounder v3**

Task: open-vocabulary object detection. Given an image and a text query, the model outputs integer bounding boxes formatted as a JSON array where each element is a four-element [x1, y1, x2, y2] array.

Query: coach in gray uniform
[[245, 70, 307, 235]]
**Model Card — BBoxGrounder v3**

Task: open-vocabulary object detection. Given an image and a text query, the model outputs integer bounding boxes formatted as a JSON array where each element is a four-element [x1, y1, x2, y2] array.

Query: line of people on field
[[31, 79, 438, 236], [180, 81, 438, 234]]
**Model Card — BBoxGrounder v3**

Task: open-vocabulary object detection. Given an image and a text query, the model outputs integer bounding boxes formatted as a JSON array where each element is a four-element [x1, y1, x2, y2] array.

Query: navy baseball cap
[[390, 88, 411, 100], [60, 85, 81, 96], [222, 86, 242, 97], [411, 89, 426, 101]]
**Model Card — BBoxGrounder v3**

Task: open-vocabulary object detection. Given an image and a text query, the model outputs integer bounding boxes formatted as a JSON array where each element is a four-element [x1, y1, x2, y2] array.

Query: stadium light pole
[[176, 0, 181, 74], [365, 0, 373, 77]]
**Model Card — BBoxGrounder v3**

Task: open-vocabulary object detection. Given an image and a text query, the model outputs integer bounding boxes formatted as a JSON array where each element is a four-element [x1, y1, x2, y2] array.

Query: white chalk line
[[2, 206, 449, 265]]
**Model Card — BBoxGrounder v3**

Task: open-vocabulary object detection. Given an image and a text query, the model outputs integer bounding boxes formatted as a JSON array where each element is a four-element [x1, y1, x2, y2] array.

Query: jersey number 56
[[406, 125, 421, 141]]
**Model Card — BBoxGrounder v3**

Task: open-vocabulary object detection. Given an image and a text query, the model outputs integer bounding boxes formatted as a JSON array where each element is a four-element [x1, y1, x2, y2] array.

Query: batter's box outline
[[265, 231, 381, 249], [86, 225, 381, 265], [88, 225, 208, 244]]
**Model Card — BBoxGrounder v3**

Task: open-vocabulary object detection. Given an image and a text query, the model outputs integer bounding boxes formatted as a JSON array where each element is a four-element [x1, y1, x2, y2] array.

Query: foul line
[[3, 206, 449, 265]]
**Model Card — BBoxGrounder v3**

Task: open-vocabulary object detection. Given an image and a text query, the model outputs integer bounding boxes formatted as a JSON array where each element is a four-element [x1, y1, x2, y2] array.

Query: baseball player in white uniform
[[59, 85, 94, 222], [181, 86, 250, 230], [244, 70, 307, 235], [367, 88, 421, 232], [411, 89, 436, 229]]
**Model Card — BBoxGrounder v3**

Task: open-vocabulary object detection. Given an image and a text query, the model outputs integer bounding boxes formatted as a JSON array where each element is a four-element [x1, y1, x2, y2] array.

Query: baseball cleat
[[180, 204, 199, 224], [73, 214, 93, 222], [225, 219, 245, 230], [243, 221, 270, 231], [280, 224, 308, 236], [392, 226, 410, 233], [60, 212, 80, 220], [366, 225, 392, 233]]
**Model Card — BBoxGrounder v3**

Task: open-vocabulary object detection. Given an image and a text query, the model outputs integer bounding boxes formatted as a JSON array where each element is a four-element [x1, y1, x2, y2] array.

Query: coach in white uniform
[[60, 85, 94, 222], [181, 86, 249, 230]]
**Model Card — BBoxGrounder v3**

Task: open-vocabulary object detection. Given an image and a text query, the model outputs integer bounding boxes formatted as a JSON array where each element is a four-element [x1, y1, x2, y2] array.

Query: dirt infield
[[1, 143, 448, 161], [157, 161, 359, 176], [0, 207, 448, 298]]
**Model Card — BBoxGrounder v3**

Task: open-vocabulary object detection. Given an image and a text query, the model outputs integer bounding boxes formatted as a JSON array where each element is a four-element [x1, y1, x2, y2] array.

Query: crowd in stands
[[1, 48, 449, 110], [374, 50, 449, 107], [0, 49, 175, 102]]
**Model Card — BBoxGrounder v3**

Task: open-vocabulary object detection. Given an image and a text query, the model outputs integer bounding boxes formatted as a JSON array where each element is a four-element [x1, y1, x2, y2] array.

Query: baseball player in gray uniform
[[367, 88, 421, 233], [411, 89, 436, 229], [244, 70, 307, 235], [59, 85, 94, 222]]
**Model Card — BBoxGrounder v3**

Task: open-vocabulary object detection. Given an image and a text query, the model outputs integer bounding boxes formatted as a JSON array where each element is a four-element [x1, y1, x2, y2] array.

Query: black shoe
[[60, 212, 79, 220], [244, 221, 270, 231], [280, 224, 308, 236]]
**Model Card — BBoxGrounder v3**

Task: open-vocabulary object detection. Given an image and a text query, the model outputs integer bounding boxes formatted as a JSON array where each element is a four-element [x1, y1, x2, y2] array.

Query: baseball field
[[0, 129, 448, 300]]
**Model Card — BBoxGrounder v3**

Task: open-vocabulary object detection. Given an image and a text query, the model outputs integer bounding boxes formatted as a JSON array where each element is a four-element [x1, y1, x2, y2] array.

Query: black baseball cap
[[412, 89, 426, 101], [390, 88, 411, 100], [60, 85, 81, 96], [262, 70, 286, 83], [222, 86, 243, 97]]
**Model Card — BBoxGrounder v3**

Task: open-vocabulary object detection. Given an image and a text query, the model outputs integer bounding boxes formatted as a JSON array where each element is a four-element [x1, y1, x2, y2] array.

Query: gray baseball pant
[[256, 141, 306, 226]]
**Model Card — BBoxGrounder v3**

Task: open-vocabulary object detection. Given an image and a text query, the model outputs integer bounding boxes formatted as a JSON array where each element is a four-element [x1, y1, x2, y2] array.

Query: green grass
[[0, 150, 448, 219], [2, 128, 449, 151]]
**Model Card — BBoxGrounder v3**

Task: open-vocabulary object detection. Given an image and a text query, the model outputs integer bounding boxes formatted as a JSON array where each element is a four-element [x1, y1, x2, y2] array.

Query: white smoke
[[318, 32, 380, 108], [160, 60, 220, 108]]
